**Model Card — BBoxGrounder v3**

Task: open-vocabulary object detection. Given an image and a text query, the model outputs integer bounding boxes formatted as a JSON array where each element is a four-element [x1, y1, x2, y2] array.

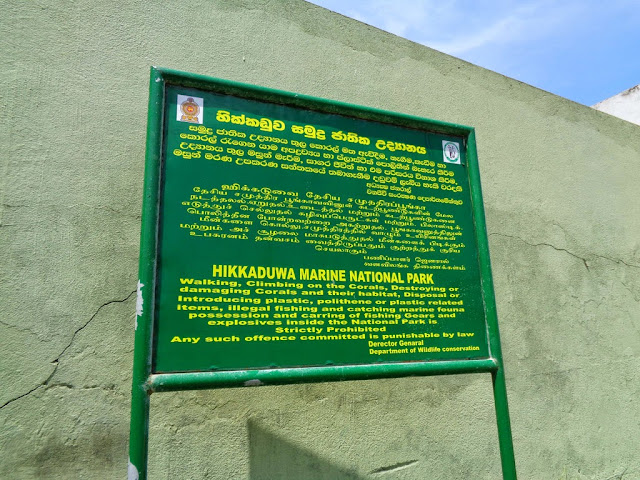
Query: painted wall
[[593, 84, 640, 126], [1, 1, 639, 478]]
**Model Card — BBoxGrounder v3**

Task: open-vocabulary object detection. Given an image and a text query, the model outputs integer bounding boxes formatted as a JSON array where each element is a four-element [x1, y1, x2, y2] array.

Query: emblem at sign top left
[[177, 94, 204, 124]]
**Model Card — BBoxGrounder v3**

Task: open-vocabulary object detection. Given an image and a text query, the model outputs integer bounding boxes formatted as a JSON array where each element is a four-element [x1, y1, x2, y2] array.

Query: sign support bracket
[[128, 363, 516, 479]]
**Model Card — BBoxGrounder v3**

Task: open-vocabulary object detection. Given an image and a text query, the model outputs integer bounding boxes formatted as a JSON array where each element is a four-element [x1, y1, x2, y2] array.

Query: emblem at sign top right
[[443, 140, 461, 164]]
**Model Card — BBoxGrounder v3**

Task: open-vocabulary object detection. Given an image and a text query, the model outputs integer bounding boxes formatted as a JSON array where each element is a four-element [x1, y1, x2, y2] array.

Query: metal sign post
[[129, 67, 517, 479]]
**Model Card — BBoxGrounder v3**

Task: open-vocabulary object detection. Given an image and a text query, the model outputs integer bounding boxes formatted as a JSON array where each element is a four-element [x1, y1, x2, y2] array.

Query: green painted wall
[[1, 1, 639, 478]]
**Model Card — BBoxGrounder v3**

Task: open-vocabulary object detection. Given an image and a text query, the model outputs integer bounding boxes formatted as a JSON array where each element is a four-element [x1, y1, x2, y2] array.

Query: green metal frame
[[129, 67, 517, 479]]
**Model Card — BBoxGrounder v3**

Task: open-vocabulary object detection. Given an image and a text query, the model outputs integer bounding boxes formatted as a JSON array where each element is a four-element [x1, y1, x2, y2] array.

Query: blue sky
[[307, 0, 640, 106]]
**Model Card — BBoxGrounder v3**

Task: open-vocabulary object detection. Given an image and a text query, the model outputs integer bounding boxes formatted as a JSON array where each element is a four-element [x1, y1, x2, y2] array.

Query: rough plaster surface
[[1, 1, 639, 478]]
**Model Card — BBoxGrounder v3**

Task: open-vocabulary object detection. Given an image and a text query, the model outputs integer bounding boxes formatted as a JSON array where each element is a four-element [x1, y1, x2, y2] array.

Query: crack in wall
[[603, 466, 629, 480], [592, 253, 640, 269], [0, 319, 41, 337], [569, 295, 608, 311], [490, 233, 640, 270], [0, 289, 136, 410], [620, 282, 640, 303], [45, 383, 127, 398], [369, 460, 419, 475]]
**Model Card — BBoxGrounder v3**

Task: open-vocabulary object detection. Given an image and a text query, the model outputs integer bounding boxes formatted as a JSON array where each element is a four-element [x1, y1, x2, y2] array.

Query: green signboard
[[155, 85, 490, 373], [129, 68, 516, 480]]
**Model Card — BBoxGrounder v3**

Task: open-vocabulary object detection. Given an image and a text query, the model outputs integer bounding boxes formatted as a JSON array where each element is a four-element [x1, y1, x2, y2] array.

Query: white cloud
[[311, 0, 581, 56], [314, 0, 439, 38], [425, 2, 581, 57], [428, 12, 530, 55], [308, 0, 640, 104]]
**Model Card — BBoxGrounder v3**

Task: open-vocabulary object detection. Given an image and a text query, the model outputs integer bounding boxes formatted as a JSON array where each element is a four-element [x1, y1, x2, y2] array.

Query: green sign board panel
[[131, 69, 517, 480], [148, 74, 493, 374]]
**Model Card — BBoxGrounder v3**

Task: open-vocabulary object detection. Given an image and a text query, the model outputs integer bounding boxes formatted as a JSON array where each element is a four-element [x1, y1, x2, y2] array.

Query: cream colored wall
[[593, 84, 640, 126]]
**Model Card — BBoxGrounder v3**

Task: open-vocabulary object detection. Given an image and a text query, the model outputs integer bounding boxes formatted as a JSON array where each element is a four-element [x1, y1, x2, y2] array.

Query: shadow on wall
[[249, 419, 363, 480]]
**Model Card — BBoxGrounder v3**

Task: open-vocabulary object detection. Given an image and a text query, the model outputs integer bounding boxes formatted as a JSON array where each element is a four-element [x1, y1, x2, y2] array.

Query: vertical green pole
[[493, 367, 517, 479], [129, 67, 165, 480], [129, 377, 150, 480], [466, 130, 517, 479]]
